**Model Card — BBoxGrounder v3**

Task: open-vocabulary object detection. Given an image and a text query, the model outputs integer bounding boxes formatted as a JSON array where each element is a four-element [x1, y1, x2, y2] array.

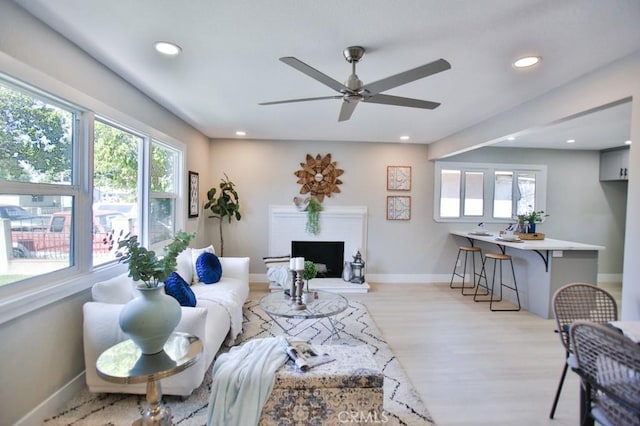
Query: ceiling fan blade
[[362, 58, 451, 96], [363, 94, 440, 109], [259, 95, 341, 106], [338, 100, 358, 121], [280, 57, 348, 93]]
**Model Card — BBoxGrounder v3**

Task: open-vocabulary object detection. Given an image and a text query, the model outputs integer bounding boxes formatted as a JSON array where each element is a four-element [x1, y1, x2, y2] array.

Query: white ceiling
[[14, 0, 640, 149]]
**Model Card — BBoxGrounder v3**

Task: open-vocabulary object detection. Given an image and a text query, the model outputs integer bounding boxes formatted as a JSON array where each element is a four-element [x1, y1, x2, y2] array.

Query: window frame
[[434, 161, 547, 223], [0, 72, 187, 324]]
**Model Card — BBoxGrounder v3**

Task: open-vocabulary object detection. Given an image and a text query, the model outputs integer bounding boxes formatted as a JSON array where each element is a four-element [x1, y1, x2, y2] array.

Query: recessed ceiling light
[[154, 41, 181, 56], [513, 56, 541, 69], [399, 135, 410, 141], [507, 136, 516, 141], [566, 139, 576, 144], [625, 140, 632, 145], [235, 131, 247, 136]]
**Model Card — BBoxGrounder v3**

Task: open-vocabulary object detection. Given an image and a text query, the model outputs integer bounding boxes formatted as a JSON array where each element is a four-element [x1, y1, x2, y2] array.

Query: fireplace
[[292, 241, 344, 278]]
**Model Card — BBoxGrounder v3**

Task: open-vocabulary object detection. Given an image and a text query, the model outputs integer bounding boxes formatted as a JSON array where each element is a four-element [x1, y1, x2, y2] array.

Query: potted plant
[[305, 197, 323, 235], [302, 260, 317, 292], [516, 208, 548, 233], [116, 230, 195, 354], [204, 174, 241, 256]]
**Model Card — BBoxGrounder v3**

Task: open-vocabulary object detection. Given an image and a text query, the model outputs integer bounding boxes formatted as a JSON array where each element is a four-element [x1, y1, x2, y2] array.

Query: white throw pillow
[[191, 245, 215, 284], [175, 248, 194, 285], [92, 273, 137, 304]]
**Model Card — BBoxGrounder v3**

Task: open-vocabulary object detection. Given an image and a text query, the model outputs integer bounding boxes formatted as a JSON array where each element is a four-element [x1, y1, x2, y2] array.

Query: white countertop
[[451, 230, 606, 251]]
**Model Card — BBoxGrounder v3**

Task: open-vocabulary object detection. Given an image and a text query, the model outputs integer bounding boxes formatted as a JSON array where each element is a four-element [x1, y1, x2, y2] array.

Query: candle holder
[[293, 270, 306, 310], [289, 268, 297, 302]]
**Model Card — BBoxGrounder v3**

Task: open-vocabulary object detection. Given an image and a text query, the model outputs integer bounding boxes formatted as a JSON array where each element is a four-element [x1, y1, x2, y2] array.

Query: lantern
[[350, 251, 365, 284]]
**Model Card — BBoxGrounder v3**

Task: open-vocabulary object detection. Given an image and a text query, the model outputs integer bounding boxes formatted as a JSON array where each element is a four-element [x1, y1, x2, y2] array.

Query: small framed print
[[387, 196, 411, 220], [387, 166, 412, 191], [188, 171, 199, 218]]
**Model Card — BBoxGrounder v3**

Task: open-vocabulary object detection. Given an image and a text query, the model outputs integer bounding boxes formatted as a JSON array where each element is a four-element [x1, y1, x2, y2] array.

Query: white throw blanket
[[206, 336, 289, 426]]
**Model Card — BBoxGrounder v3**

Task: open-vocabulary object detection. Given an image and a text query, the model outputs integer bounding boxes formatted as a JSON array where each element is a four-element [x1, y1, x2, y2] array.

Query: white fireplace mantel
[[268, 205, 368, 262]]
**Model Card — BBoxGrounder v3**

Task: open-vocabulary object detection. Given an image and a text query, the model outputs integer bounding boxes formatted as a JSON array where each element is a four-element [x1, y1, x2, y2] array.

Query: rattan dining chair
[[549, 283, 618, 419], [570, 320, 640, 426]]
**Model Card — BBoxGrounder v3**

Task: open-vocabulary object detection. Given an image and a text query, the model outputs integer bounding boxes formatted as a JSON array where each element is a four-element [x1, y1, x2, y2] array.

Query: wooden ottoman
[[259, 345, 384, 425]]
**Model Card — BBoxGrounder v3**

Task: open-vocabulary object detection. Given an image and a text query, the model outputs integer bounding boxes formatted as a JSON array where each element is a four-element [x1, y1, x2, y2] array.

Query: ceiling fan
[[259, 46, 451, 122]]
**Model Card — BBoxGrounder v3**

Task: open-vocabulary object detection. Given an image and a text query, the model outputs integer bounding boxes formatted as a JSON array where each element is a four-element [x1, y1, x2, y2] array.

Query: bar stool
[[474, 252, 521, 311], [449, 246, 483, 295]]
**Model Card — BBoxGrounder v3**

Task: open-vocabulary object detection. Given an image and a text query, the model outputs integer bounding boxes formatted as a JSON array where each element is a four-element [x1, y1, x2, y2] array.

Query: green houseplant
[[116, 230, 195, 354], [117, 230, 195, 288], [302, 260, 317, 292], [516, 208, 548, 233], [204, 174, 241, 256], [305, 197, 323, 235]]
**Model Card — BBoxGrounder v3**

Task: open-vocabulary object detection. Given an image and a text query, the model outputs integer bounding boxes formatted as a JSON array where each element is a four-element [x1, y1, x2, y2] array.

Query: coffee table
[[96, 332, 202, 425], [259, 290, 349, 339]]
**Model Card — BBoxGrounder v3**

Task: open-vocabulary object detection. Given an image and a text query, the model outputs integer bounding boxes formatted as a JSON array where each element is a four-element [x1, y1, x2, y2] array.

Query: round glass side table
[[96, 332, 202, 425]]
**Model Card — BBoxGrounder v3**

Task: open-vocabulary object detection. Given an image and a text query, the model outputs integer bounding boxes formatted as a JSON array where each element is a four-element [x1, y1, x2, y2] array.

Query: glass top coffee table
[[259, 290, 349, 339]]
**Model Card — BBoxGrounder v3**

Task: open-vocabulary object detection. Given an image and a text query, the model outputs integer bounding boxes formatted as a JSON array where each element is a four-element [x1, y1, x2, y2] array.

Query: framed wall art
[[188, 171, 199, 218], [387, 196, 411, 220], [387, 165, 411, 191]]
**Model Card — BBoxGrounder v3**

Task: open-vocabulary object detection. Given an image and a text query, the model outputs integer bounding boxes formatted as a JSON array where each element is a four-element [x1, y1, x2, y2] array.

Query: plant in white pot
[[116, 230, 195, 354]]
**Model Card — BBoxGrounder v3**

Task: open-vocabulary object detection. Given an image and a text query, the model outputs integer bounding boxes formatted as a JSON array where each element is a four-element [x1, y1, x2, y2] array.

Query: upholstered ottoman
[[259, 345, 384, 425]]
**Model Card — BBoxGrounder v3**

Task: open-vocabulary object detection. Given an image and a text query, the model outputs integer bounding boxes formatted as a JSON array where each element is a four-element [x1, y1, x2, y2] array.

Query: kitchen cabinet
[[600, 147, 629, 181]]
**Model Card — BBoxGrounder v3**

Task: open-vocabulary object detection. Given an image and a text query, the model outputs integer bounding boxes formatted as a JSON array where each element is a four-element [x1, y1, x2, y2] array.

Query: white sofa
[[83, 249, 250, 396]]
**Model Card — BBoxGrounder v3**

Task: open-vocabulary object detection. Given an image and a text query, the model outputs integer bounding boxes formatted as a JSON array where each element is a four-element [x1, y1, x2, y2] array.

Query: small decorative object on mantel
[[350, 251, 366, 284], [116, 231, 195, 354], [204, 174, 241, 256], [294, 153, 344, 202]]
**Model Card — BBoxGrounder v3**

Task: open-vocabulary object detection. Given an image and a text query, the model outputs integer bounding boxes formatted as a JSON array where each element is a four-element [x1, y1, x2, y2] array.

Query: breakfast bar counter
[[451, 231, 605, 319]]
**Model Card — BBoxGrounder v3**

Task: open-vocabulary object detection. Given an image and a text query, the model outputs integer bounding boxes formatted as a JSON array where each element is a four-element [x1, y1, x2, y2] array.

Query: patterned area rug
[[44, 300, 435, 425]]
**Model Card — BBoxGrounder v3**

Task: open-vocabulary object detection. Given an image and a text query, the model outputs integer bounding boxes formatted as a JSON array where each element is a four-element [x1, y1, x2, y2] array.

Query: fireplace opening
[[291, 241, 344, 278]]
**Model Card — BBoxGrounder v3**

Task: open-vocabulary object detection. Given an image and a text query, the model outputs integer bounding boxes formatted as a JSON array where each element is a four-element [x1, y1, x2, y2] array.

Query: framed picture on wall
[[387, 166, 412, 191], [188, 171, 199, 218], [387, 196, 411, 220]]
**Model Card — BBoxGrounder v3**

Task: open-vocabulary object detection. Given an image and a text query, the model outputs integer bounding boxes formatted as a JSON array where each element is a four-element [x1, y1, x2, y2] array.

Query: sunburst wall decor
[[294, 153, 344, 202]]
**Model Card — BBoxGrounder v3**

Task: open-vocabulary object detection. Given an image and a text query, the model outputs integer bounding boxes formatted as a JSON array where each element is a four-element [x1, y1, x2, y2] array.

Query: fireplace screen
[[291, 241, 344, 278]]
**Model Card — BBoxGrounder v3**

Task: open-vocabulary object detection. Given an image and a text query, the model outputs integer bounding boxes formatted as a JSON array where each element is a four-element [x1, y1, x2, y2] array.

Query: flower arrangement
[[116, 230, 195, 288], [517, 209, 548, 224]]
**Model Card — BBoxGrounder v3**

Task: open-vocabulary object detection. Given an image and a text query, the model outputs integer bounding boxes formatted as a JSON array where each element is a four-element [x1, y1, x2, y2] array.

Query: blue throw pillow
[[164, 272, 197, 307], [196, 252, 223, 284]]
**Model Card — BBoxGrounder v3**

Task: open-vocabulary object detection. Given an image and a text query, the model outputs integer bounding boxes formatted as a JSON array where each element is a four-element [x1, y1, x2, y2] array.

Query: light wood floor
[[250, 282, 596, 426]]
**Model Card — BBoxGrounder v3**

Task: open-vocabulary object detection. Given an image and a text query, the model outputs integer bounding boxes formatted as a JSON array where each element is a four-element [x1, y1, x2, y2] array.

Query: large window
[[434, 161, 547, 223], [0, 76, 185, 288]]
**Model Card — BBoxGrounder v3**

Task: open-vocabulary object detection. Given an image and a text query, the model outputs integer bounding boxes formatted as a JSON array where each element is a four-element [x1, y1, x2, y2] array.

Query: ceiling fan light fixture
[[513, 55, 541, 69], [154, 41, 182, 56]]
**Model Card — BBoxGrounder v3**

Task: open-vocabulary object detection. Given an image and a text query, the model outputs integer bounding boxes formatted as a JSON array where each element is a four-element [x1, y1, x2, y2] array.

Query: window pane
[[150, 198, 175, 245], [0, 84, 73, 184], [463, 172, 483, 216], [93, 120, 141, 266], [0, 194, 72, 286], [151, 142, 178, 193], [516, 172, 536, 215], [440, 170, 461, 218], [493, 171, 513, 218]]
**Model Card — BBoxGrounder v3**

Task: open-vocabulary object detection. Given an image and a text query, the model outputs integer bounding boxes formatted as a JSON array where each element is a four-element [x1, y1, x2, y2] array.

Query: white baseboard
[[598, 273, 622, 283], [15, 371, 86, 426], [251, 273, 451, 285]]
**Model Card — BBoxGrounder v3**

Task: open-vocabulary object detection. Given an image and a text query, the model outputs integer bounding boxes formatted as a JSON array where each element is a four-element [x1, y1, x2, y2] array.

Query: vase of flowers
[[516, 208, 548, 234], [116, 231, 194, 354]]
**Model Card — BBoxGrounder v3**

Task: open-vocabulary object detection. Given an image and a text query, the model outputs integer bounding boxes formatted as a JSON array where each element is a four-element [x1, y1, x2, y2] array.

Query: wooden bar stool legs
[[449, 246, 483, 295], [474, 252, 521, 311]]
